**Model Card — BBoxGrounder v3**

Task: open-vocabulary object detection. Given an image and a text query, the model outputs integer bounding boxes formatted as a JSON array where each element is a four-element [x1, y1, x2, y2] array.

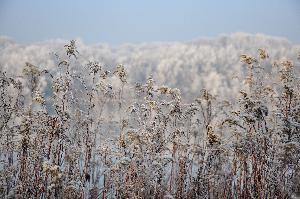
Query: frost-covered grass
[[0, 41, 300, 198]]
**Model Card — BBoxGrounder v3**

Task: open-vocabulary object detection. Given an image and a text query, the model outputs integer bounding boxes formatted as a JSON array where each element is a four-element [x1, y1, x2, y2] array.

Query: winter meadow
[[1, 1, 300, 198], [0, 36, 300, 198]]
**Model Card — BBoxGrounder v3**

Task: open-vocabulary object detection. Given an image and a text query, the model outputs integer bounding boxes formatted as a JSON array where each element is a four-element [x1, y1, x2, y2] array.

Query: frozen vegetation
[[0, 38, 300, 198]]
